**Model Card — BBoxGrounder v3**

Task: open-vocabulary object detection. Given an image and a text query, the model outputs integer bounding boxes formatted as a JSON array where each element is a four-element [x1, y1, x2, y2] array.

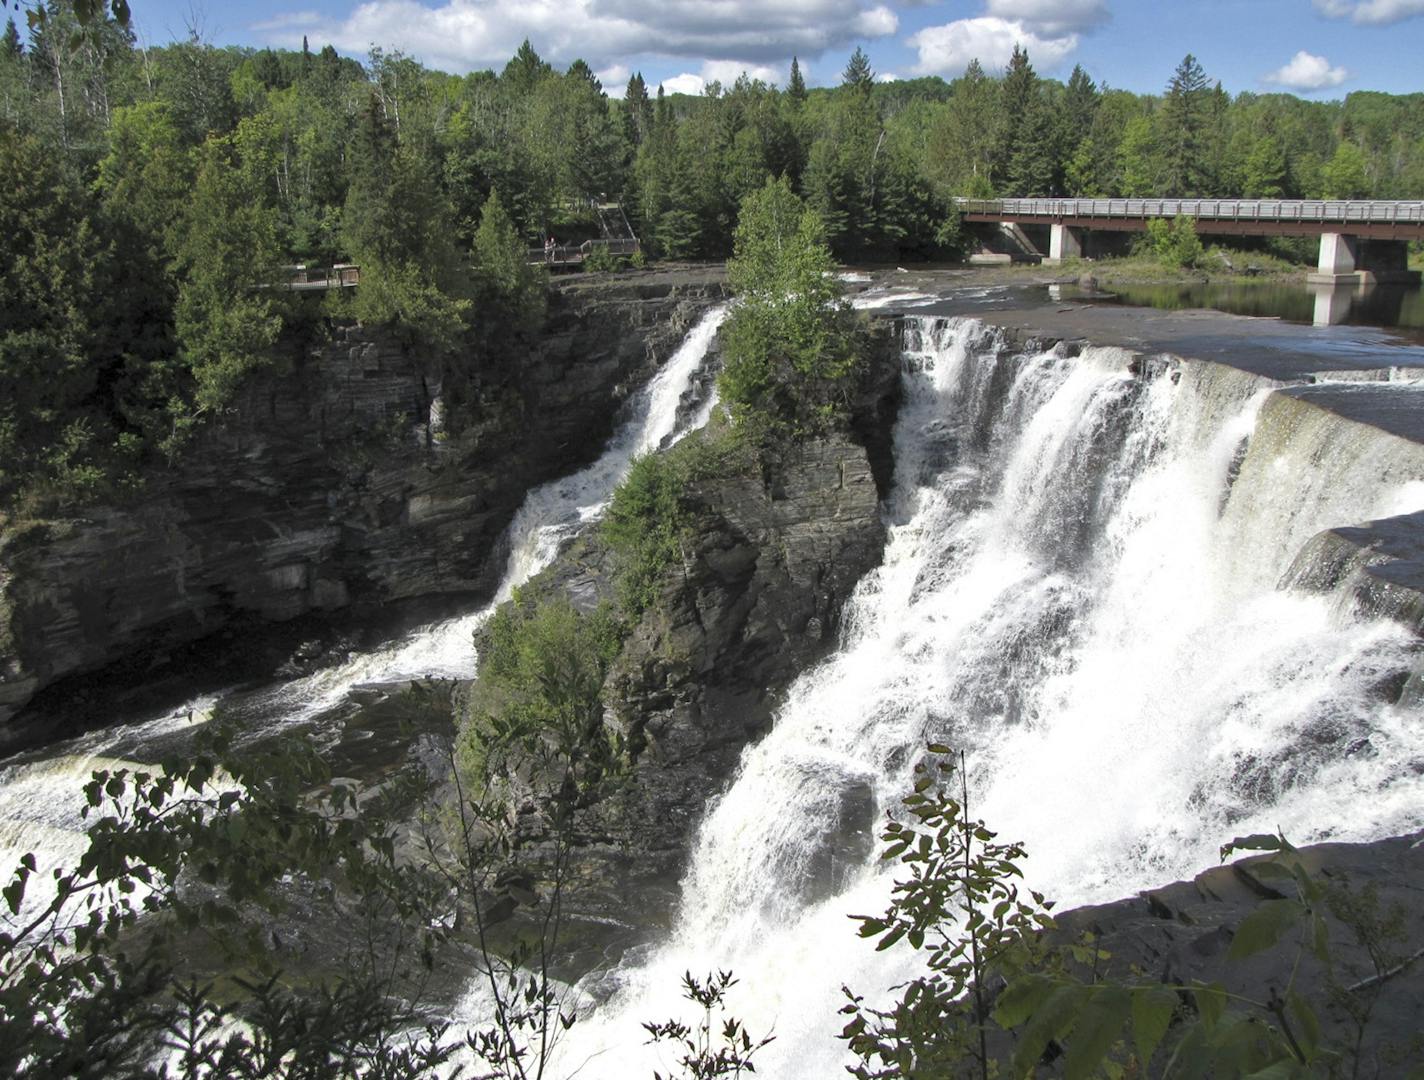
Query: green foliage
[[471, 187, 547, 336], [721, 177, 860, 433], [603, 451, 689, 615], [460, 593, 626, 790], [1319, 142, 1370, 199], [0, 724, 458, 1078], [582, 244, 625, 273], [1144, 215, 1205, 269], [842, 749, 1056, 1079], [603, 426, 755, 616], [173, 135, 289, 416]]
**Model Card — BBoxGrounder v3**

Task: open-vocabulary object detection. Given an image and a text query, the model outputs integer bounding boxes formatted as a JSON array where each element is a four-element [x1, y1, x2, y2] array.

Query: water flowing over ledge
[[551, 314, 1424, 1078]]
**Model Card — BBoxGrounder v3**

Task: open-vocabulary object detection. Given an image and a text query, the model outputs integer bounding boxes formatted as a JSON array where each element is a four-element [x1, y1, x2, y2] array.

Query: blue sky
[[124, 0, 1424, 98]]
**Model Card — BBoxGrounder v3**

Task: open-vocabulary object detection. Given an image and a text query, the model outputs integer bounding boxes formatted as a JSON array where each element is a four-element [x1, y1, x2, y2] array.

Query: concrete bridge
[[956, 198, 1424, 284]]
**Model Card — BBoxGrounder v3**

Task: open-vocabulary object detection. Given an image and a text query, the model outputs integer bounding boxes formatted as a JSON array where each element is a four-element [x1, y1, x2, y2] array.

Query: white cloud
[[1314, 0, 1424, 23], [700, 59, 783, 86], [984, 0, 1107, 35], [1263, 50, 1349, 90], [908, 16, 1079, 77], [659, 72, 707, 95], [249, 11, 323, 32], [854, 5, 898, 35], [597, 63, 631, 94], [253, 0, 902, 74]]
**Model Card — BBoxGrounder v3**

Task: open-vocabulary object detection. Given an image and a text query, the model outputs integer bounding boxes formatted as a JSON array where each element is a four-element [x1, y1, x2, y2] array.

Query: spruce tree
[[624, 72, 651, 148], [1161, 53, 1209, 195], [1, 18, 20, 59], [842, 47, 874, 93], [787, 55, 807, 105]]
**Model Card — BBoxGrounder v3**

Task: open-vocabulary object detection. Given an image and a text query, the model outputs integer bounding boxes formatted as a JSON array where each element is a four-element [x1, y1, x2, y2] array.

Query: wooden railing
[[527, 237, 641, 267], [956, 198, 1424, 225], [283, 264, 361, 290]]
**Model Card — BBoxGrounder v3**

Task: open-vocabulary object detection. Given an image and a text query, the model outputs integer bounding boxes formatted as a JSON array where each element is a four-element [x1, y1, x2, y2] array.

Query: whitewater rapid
[[554, 314, 1424, 1077]]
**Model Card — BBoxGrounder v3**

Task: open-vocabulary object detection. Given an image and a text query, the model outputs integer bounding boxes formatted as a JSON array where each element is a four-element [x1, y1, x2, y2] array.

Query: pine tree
[[787, 56, 807, 105], [1, 18, 21, 59], [624, 72, 651, 149], [842, 47, 873, 94], [992, 46, 1037, 191], [1161, 53, 1210, 195], [501, 39, 550, 94]]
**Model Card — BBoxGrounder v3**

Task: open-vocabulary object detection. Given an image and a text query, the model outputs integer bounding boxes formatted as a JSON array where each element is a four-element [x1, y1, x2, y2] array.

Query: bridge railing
[[955, 197, 1424, 225]]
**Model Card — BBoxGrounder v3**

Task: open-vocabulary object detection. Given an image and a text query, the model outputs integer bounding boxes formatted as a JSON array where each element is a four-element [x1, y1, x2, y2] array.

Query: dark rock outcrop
[[0, 277, 726, 744], [1047, 832, 1424, 1074], [491, 324, 902, 963]]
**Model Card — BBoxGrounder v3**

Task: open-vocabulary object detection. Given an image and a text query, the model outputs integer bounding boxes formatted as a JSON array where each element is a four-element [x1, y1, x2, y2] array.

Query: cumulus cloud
[[253, 0, 902, 74], [659, 72, 707, 95], [983, 0, 1108, 35], [700, 59, 784, 86], [1263, 50, 1349, 90], [597, 63, 630, 94], [1314, 0, 1424, 24], [908, 16, 1079, 77]]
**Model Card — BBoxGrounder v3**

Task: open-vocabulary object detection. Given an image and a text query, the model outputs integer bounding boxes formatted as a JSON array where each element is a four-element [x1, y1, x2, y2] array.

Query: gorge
[[2, 271, 1423, 1075]]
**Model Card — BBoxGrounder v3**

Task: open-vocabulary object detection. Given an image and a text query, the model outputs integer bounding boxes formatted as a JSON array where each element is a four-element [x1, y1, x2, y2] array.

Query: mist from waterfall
[[556, 314, 1424, 1078]]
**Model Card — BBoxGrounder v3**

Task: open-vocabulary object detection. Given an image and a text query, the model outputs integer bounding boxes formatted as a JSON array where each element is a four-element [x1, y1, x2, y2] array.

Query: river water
[[3, 297, 1422, 1077]]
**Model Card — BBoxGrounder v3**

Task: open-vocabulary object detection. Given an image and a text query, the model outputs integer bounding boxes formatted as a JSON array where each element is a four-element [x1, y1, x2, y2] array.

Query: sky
[[124, 0, 1424, 98]]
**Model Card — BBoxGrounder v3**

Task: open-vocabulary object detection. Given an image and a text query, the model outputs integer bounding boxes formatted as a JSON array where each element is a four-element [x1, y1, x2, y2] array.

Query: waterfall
[[0, 305, 729, 927], [557, 314, 1424, 1077]]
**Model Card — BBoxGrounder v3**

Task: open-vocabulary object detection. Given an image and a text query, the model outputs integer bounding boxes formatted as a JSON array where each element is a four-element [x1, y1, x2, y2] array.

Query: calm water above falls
[[1059, 278, 1424, 335], [554, 314, 1424, 1077]]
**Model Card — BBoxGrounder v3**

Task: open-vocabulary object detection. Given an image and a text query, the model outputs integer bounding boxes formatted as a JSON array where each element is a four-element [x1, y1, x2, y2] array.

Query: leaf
[[1131, 985, 1177, 1066], [993, 973, 1055, 1029], [1228, 899, 1306, 960], [1064, 986, 1132, 1080], [1287, 990, 1320, 1059], [1192, 983, 1227, 1029], [1012, 984, 1086, 1075]]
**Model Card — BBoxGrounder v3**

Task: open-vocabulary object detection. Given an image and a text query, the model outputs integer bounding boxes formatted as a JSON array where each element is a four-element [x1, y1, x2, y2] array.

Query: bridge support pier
[[1045, 223, 1083, 265], [1308, 233, 1419, 285]]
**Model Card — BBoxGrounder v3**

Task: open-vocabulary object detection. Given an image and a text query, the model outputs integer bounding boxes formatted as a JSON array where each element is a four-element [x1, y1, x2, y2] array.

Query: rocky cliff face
[[0, 276, 726, 744], [487, 325, 902, 961]]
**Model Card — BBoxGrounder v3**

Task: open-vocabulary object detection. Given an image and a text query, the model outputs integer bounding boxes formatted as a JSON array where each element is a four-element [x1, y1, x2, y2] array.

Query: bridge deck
[[957, 198, 1424, 240]]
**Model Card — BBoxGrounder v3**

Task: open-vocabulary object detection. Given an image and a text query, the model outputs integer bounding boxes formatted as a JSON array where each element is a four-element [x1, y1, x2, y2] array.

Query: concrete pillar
[[1047, 223, 1083, 265], [1317, 232, 1358, 276]]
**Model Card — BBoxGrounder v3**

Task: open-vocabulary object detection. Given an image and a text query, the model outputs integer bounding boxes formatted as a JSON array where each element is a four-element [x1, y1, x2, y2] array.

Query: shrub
[[1144, 215, 1204, 269]]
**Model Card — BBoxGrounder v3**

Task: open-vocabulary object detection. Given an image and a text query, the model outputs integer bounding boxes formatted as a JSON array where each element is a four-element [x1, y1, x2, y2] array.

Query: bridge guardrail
[[955, 197, 1424, 226]]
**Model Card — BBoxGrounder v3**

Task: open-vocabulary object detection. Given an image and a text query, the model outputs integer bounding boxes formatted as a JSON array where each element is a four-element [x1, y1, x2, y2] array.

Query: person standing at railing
[[545, 236, 555, 262]]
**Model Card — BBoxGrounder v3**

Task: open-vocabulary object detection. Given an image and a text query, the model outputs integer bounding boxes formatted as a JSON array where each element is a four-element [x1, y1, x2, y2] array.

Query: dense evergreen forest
[[4, 0, 1424, 513]]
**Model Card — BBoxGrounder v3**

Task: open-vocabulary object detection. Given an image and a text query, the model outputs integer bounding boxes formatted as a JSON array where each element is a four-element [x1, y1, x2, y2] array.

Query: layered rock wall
[[0, 278, 726, 740]]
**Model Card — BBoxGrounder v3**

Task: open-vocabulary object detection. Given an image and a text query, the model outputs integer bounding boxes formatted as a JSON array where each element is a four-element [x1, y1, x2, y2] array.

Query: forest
[[3, 0, 1424, 513]]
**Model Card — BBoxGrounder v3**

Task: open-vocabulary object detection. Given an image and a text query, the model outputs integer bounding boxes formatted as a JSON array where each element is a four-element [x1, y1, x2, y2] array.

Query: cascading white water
[[0, 305, 728, 927], [555, 314, 1424, 1077]]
